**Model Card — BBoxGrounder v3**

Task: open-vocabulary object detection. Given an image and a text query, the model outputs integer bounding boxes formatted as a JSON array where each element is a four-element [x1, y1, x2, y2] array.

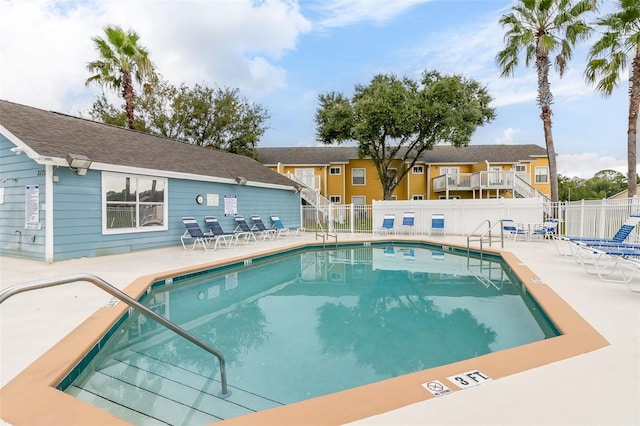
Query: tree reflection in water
[[316, 269, 497, 376]]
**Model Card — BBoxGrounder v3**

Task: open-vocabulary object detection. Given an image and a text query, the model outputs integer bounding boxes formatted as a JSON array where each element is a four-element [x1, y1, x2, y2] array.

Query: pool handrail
[[0, 273, 231, 399], [467, 220, 505, 259]]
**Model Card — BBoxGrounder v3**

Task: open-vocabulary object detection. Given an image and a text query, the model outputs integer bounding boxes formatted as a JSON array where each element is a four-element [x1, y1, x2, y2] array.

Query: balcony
[[433, 171, 543, 199]]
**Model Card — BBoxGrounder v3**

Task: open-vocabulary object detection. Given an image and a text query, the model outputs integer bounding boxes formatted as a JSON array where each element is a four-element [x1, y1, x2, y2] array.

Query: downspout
[[426, 165, 431, 200], [324, 165, 328, 196], [406, 162, 411, 200], [342, 165, 346, 202], [45, 164, 54, 263]]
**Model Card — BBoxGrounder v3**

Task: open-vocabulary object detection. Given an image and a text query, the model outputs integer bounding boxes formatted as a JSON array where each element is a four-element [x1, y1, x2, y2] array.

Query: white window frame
[[412, 194, 424, 200], [535, 166, 549, 184], [352, 196, 366, 205], [412, 165, 424, 174], [352, 168, 366, 186], [102, 172, 168, 234], [515, 164, 527, 173], [329, 195, 341, 203], [329, 167, 341, 175]]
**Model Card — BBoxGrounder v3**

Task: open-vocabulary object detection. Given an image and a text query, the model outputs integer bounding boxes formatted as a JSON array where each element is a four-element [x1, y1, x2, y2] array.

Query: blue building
[[0, 100, 300, 262]]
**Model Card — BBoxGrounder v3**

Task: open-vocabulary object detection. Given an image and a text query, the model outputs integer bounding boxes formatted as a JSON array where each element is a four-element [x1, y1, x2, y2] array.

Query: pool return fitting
[[0, 273, 231, 398]]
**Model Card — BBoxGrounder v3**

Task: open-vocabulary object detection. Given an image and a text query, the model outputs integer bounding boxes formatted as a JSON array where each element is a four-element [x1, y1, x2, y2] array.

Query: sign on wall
[[25, 184, 41, 230], [224, 194, 237, 217]]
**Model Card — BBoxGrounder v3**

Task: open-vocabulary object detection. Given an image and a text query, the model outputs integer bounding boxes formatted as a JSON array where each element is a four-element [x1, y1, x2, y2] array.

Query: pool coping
[[0, 239, 610, 425]]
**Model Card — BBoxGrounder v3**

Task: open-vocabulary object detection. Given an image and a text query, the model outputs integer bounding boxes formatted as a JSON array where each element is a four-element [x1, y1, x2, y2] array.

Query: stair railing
[[0, 273, 231, 399]]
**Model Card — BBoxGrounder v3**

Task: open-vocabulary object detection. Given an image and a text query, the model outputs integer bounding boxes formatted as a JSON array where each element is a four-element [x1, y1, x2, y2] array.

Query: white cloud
[[314, 0, 432, 29], [494, 128, 519, 144], [0, 0, 311, 111], [557, 153, 630, 179]]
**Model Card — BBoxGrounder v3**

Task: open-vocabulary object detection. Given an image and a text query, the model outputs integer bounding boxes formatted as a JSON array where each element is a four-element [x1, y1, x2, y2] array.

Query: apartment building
[[256, 144, 551, 203]]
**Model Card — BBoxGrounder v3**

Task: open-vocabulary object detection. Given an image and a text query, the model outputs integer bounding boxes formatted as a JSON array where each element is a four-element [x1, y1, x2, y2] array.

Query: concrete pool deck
[[1, 233, 638, 425]]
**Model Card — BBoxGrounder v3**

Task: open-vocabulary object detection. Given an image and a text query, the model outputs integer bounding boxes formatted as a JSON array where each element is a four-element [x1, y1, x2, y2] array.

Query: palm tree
[[585, 0, 640, 197], [496, 0, 596, 203], [86, 26, 155, 130]]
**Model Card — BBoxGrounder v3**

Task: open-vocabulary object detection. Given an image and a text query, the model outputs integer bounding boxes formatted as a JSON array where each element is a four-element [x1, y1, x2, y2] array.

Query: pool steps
[[67, 348, 283, 424]]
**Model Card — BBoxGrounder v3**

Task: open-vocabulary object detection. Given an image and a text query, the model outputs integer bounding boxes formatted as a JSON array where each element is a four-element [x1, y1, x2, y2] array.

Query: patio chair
[[430, 214, 445, 236], [250, 215, 277, 240], [397, 212, 415, 235], [566, 216, 640, 244], [269, 215, 304, 238], [502, 219, 527, 241], [180, 217, 214, 251], [375, 214, 395, 235], [203, 216, 239, 247], [572, 243, 640, 292], [233, 215, 259, 242], [554, 215, 640, 256], [531, 219, 558, 240]]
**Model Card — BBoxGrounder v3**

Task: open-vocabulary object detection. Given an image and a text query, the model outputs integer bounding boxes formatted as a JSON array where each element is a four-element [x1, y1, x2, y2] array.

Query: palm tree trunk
[[536, 44, 559, 203], [628, 51, 640, 197], [122, 71, 136, 130]]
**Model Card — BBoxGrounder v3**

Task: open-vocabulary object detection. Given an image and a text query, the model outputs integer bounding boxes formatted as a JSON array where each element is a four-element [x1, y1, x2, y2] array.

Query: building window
[[329, 195, 341, 203], [515, 164, 527, 173], [103, 173, 167, 234], [330, 167, 341, 175], [535, 166, 549, 184], [352, 168, 365, 185], [412, 195, 424, 200], [412, 165, 424, 174]]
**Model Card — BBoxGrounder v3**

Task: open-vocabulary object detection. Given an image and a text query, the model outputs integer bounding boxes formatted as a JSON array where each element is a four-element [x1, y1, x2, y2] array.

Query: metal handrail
[[467, 220, 504, 259], [0, 273, 231, 398]]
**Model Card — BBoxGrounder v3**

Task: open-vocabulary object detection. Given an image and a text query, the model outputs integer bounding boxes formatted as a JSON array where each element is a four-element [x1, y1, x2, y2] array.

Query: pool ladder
[[315, 220, 338, 247], [0, 273, 231, 399], [466, 220, 505, 259]]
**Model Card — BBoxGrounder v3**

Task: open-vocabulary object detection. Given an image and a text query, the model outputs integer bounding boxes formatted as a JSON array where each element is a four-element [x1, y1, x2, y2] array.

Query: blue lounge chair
[[565, 216, 640, 244], [555, 216, 640, 256], [531, 219, 558, 240], [573, 243, 640, 290], [398, 212, 415, 235], [203, 216, 238, 247], [269, 215, 304, 238], [233, 215, 259, 242], [430, 214, 445, 236], [375, 214, 395, 235], [251, 215, 277, 240], [181, 217, 214, 251], [502, 219, 527, 241]]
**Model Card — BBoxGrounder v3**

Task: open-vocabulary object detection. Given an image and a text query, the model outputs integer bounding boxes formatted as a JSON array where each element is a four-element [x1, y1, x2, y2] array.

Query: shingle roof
[[256, 144, 548, 165], [0, 100, 296, 188]]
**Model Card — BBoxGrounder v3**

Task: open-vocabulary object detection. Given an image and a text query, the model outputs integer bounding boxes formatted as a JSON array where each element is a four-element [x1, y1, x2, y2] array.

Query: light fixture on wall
[[10, 146, 25, 155], [235, 176, 247, 186], [66, 153, 92, 176]]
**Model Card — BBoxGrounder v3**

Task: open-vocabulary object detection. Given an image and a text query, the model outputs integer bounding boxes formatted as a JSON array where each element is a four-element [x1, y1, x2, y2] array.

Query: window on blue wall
[[102, 173, 168, 233]]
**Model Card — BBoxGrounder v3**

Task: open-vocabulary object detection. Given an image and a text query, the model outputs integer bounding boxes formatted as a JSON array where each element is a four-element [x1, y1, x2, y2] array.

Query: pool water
[[63, 244, 559, 425]]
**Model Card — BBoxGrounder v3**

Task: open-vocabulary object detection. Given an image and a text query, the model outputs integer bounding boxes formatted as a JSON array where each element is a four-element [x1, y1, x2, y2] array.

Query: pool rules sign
[[422, 370, 492, 397]]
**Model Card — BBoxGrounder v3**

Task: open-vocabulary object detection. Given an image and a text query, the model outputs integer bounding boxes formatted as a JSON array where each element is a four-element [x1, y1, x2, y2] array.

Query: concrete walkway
[[1, 234, 638, 425]]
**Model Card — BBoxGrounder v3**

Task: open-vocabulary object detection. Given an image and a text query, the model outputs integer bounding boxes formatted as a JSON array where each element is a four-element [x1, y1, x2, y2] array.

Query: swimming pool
[[59, 242, 558, 425]]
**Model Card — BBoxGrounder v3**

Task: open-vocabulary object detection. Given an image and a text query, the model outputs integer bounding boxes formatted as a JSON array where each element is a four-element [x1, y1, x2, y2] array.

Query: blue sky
[[0, 0, 633, 178]]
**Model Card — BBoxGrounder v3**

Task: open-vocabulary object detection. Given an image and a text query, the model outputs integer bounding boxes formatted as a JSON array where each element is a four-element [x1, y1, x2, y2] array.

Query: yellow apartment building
[[256, 144, 551, 204]]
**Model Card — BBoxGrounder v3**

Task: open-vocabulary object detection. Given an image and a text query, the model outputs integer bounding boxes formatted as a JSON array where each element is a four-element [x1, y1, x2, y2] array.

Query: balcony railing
[[433, 171, 543, 199]]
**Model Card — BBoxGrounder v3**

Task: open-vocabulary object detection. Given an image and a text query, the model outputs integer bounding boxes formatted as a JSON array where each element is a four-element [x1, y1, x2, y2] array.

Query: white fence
[[301, 197, 640, 241], [562, 198, 640, 241]]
